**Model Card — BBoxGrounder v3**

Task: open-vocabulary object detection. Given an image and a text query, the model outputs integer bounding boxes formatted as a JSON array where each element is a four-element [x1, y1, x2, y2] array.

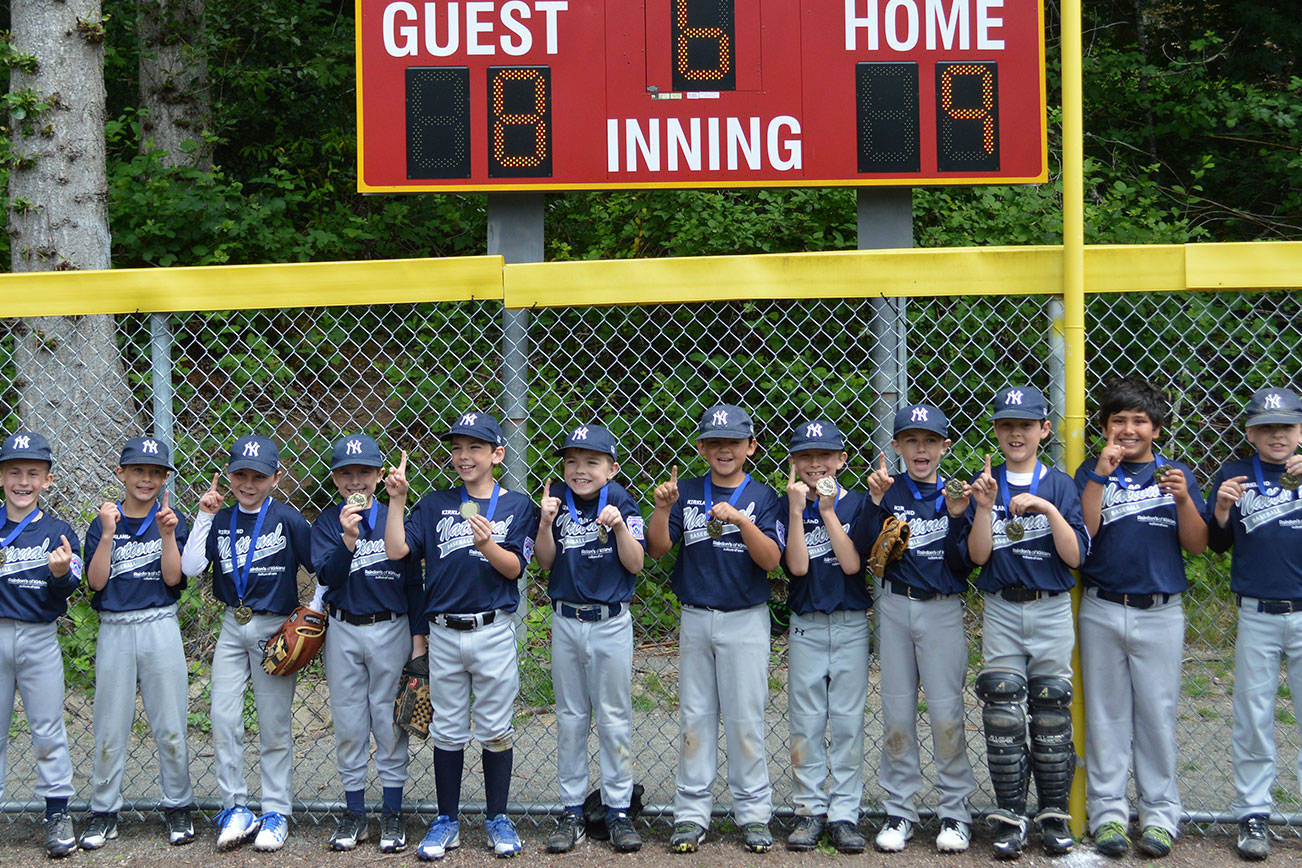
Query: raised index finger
[[161, 490, 170, 510], [984, 453, 993, 476], [60, 534, 70, 551], [788, 462, 797, 485], [398, 450, 408, 474], [544, 479, 552, 499], [209, 471, 220, 492], [879, 452, 888, 473], [670, 465, 677, 485]]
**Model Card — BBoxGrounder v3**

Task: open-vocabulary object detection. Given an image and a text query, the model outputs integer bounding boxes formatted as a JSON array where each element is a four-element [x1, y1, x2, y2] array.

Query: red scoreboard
[[355, 1, 1047, 191]]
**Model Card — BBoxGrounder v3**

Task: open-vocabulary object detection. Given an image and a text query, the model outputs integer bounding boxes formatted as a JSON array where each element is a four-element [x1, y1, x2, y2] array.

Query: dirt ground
[[1, 813, 1297, 867]]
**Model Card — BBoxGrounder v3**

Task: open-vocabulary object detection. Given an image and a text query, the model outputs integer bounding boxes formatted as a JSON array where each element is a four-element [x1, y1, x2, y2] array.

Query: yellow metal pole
[[1060, 0, 1089, 840]]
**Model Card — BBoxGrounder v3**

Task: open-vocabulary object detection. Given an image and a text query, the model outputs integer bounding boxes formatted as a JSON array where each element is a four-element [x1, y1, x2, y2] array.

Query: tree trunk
[[9, 0, 139, 518], [137, 0, 212, 169]]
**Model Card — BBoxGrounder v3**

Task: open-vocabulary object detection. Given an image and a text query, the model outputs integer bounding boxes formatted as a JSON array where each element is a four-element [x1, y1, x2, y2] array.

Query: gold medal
[[0, 548, 6, 566], [1280, 473, 1300, 490], [944, 478, 965, 499], [707, 519, 724, 539], [234, 605, 253, 624], [816, 477, 837, 497], [346, 492, 368, 508], [597, 526, 609, 544], [1005, 519, 1025, 542], [460, 501, 479, 520]]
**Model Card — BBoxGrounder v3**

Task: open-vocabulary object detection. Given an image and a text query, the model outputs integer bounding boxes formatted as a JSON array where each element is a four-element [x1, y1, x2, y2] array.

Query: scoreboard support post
[[859, 187, 912, 468]]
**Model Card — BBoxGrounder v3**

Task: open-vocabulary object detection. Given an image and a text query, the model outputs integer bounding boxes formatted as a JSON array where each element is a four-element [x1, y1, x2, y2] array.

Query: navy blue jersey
[[204, 499, 313, 615], [1075, 457, 1205, 594], [0, 510, 82, 622], [1206, 457, 1302, 598], [852, 478, 972, 595], [667, 474, 783, 610], [311, 500, 422, 616], [965, 463, 1089, 593], [85, 507, 190, 612], [545, 481, 644, 606], [405, 486, 539, 618], [780, 488, 872, 614]]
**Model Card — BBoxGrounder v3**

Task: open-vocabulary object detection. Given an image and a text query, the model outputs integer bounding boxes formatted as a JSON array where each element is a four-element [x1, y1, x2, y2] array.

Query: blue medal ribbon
[[461, 483, 501, 522], [564, 484, 609, 537], [0, 505, 41, 549], [1251, 456, 1291, 499], [229, 498, 272, 603], [904, 474, 946, 513], [999, 462, 1043, 522], [116, 501, 159, 539], [704, 473, 752, 522]]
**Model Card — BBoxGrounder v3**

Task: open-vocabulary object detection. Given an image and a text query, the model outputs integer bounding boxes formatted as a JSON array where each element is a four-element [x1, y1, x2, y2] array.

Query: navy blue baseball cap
[[442, 411, 506, 447], [696, 404, 755, 440], [0, 431, 52, 465], [991, 386, 1050, 421], [788, 420, 845, 454], [330, 433, 384, 470], [119, 436, 175, 470], [227, 434, 279, 475], [555, 423, 619, 460], [1245, 387, 1302, 427], [893, 404, 949, 438]]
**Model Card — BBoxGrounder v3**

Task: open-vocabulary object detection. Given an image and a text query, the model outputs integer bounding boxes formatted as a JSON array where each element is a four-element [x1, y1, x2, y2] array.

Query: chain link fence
[[1, 287, 1301, 837]]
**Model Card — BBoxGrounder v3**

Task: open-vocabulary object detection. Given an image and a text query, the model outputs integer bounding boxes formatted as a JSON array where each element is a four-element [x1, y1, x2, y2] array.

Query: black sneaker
[[1038, 812, 1075, 855], [379, 812, 407, 853], [78, 812, 117, 850], [989, 811, 1029, 860], [826, 820, 866, 854], [786, 815, 826, 851], [669, 821, 706, 853], [741, 821, 773, 853], [1237, 815, 1269, 861], [330, 812, 368, 851], [546, 810, 585, 853], [44, 812, 76, 859], [607, 811, 642, 853], [164, 808, 195, 846]]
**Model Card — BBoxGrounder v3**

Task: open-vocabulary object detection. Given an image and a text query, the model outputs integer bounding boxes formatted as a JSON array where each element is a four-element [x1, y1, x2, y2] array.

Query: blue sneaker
[[486, 813, 523, 857], [418, 815, 460, 861], [253, 812, 289, 851], [214, 805, 258, 851]]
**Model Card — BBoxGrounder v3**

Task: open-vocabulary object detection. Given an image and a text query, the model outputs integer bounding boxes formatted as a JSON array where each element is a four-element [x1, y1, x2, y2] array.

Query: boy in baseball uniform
[[180, 434, 314, 852], [1205, 386, 1302, 861], [312, 433, 422, 853], [535, 423, 646, 854], [779, 419, 870, 854], [384, 411, 539, 860], [857, 404, 977, 854], [0, 431, 82, 858], [646, 404, 783, 854], [79, 436, 195, 850], [966, 386, 1089, 859], [1075, 377, 1207, 858]]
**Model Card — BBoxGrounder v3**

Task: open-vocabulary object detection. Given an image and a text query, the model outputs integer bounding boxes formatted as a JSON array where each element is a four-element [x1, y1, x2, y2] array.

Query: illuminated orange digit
[[491, 68, 548, 168], [940, 64, 996, 155], [674, 0, 731, 82]]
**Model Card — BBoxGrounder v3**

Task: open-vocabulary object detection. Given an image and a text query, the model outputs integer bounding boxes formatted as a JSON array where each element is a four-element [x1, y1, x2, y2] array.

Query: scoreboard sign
[[356, 1, 1047, 191]]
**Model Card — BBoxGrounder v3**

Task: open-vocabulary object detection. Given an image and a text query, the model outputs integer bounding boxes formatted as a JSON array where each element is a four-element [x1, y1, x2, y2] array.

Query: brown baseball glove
[[866, 514, 911, 579], [393, 653, 432, 740], [260, 605, 327, 676]]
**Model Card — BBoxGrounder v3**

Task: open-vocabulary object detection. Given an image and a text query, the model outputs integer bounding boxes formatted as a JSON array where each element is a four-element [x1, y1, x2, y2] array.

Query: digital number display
[[359, 1, 1047, 191]]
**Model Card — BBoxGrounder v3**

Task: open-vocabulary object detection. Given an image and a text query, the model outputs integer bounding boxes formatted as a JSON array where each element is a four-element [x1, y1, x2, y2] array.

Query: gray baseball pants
[[323, 615, 411, 790]]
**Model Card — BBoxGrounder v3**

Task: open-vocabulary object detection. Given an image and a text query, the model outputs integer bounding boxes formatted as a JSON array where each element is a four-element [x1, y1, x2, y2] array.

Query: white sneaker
[[875, 816, 913, 852], [253, 812, 289, 851], [936, 818, 971, 852], [214, 805, 258, 850]]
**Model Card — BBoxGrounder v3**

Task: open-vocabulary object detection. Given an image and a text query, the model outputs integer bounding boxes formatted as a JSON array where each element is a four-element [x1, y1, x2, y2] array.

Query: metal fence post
[[858, 188, 913, 465], [149, 312, 176, 495]]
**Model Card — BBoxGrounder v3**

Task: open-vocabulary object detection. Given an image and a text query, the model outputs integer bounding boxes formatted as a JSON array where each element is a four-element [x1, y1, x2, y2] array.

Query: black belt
[[886, 579, 939, 602], [329, 605, 395, 626], [997, 587, 1062, 603], [432, 611, 497, 631], [1094, 589, 1172, 610], [1238, 595, 1302, 615], [552, 601, 624, 622]]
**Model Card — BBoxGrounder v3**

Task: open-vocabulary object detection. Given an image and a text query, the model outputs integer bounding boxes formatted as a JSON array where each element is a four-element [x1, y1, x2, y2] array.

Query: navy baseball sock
[[482, 748, 513, 817], [45, 797, 68, 818], [382, 786, 403, 815], [433, 747, 464, 819], [345, 789, 365, 815]]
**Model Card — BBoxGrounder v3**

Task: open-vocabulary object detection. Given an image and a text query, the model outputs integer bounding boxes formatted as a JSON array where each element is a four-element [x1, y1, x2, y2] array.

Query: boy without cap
[[536, 423, 646, 854], [384, 411, 539, 860], [0, 431, 82, 858], [1075, 377, 1207, 859], [1205, 387, 1302, 862], [857, 404, 977, 854], [80, 436, 195, 851], [966, 386, 1090, 859], [779, 420, 870, 854], [647, 404, 784, 855]]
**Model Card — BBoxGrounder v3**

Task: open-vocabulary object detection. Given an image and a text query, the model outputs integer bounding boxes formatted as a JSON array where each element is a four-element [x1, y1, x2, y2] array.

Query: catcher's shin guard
[[975, 668, 1029, 815], [1028, 675, 1074, 812]]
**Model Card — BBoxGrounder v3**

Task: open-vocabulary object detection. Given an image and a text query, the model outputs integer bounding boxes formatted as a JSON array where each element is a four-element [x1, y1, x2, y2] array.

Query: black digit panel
[[936, 62, 999, 172], [406, 67, 471, 179], [856, 62, 920, 173], [670, 0, 736, 91], [487, 66, 553, 178]]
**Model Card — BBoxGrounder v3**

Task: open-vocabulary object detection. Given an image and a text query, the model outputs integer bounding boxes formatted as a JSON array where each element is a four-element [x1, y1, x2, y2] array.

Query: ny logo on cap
[[13, 435, 30, 449], [572, 426, 589, 440], [911, 407, 928, 422], [712, 409, 729, 426], [346, 439, 362, 455], [1265, 393, 1283, 410], [243, 441, 260, 458], [1005, 389, 1024, 405], [460, 413, 478, 426], [142, 439, 159, 454], [805, 422, 823, 438]]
